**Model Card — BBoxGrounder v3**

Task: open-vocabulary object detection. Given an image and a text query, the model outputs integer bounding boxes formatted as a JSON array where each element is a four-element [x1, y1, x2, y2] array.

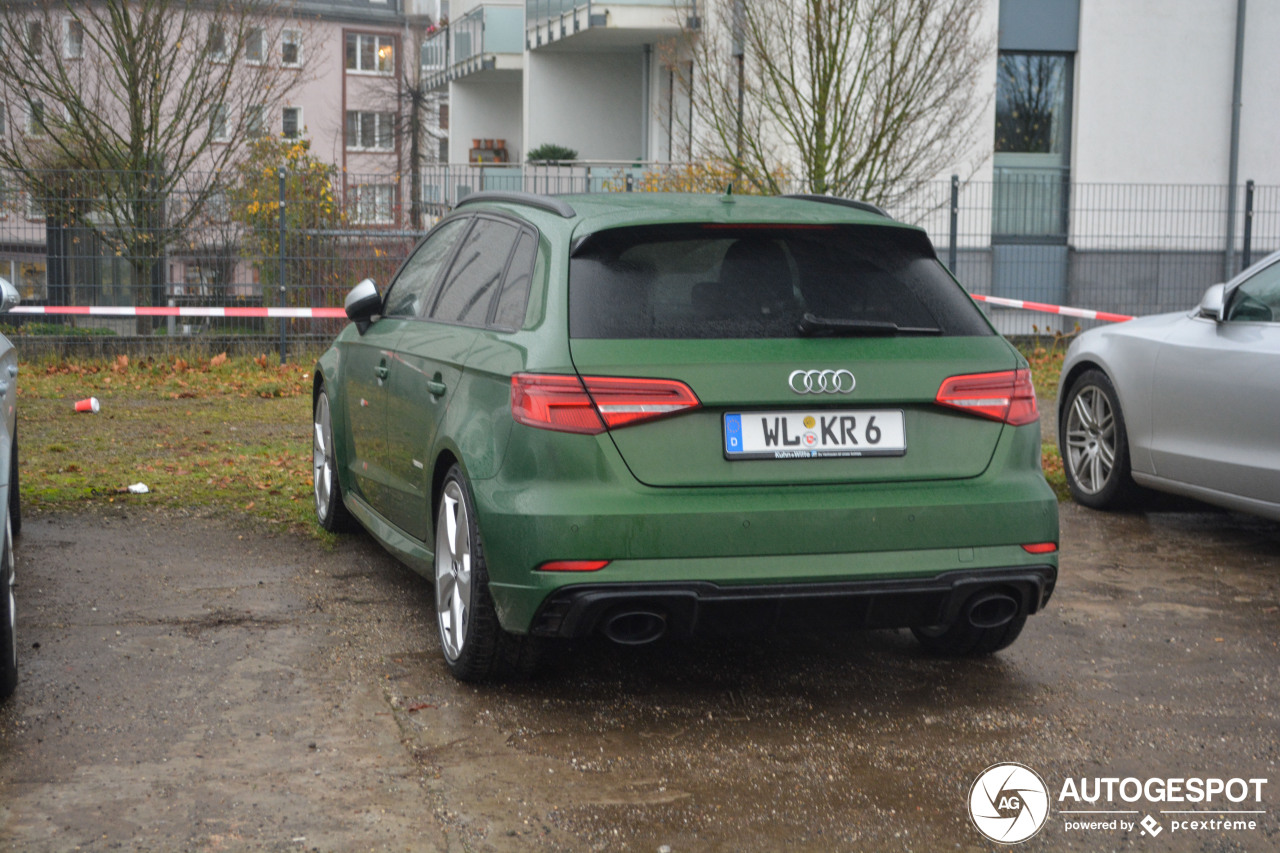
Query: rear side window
[[569, 224, 992, 339], [430, 218, 519, 325], [492, 231, 538, 330], [382, 217, 468, 317]]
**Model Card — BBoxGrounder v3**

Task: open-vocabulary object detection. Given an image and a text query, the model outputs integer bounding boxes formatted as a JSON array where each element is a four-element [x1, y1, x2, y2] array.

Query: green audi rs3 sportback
[[313, 191, 1059, 681]]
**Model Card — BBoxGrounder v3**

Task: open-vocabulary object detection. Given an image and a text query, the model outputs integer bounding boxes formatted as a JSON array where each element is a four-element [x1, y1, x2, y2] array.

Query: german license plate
[[723, 410, 906, 460]]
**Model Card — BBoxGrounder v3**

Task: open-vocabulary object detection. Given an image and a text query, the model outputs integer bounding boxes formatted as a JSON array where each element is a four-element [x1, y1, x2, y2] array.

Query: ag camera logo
[[969, 763, 1050, 844]]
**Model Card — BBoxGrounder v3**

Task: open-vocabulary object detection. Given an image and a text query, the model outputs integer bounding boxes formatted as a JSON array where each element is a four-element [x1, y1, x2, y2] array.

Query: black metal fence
[[1, 165, 1276, 358]]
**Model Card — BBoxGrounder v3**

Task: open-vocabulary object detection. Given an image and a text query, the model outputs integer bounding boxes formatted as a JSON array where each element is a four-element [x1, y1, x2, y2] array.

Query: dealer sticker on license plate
[[723, 410, 906, 460]]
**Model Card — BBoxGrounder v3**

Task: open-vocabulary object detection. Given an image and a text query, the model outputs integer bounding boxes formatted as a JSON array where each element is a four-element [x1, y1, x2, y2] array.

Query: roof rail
[[455, 190, 576, 219], [782, 194, 891, 219]]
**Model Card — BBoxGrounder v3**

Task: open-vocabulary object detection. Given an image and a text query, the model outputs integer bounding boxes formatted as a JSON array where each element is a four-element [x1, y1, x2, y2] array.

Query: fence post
[[948, 174, 959, 275], [1242, 179, 1254, 270], [278, 167, 287, 364]]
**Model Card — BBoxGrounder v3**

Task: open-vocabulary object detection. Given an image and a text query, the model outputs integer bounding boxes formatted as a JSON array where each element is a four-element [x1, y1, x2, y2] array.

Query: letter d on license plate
[[724, 410, 906, 460]]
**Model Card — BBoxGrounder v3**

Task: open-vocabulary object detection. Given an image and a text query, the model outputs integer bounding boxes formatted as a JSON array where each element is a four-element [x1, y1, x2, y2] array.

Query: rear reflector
[[1021, 542, 1058, 554], [511, 373, 699, 434], [537, 560, 610, 572], [935, 369, 1039, 426]]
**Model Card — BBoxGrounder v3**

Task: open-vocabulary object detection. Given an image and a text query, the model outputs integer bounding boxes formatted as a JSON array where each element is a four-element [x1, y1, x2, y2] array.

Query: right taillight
[[935, 369, 1038, 426], [511, 373, 700, 434]]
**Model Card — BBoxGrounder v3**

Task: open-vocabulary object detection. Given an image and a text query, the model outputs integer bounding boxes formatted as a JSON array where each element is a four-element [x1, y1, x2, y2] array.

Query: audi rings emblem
[[788, 369, 856, 394]]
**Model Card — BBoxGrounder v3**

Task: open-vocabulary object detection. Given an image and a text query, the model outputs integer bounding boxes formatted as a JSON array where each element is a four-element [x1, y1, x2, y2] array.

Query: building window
[[282, 29, 302, 67], [204, 190, 230, 223], [25, 192, 44, 221], [993, 51, 1072, 238], [351, 184, 395, 224], [246, 26, 264, 64], [211, 103, 229, 142], [345, 111, 394, 151], [208, 22, 228, 61], [995, 53, 1070, 157], [246, 104, 266, 137], [345, 33, 394, 74], [25, 21, 42, 58], [282, 106, 301, 138], [439, 103, 448, 130], [63, 18, 83, 59], [25, 99, 45, 136]]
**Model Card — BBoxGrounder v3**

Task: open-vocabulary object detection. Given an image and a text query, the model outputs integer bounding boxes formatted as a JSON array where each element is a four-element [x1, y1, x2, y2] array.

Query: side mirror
[[1195, 283, 1226, 322], [345, 279, 381, 334], [0, 278, 20, 314]]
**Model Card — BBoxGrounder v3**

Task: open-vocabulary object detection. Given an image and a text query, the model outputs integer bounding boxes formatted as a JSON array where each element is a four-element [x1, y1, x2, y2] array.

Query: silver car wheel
[[313, 392, 335, 520], [1064, 385, 1117, 495], [4, 514, 13, 674], [435, 480, 472, 662]]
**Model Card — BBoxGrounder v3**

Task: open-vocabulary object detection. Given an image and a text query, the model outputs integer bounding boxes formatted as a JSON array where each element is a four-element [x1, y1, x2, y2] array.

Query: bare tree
[[0, 0, 310, 319], [672, 0, 992, 210]]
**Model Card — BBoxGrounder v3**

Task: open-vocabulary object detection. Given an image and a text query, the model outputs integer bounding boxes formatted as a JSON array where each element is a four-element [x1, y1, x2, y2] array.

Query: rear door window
[[430, 217, 520, 326], [569, 224, 992, 338]]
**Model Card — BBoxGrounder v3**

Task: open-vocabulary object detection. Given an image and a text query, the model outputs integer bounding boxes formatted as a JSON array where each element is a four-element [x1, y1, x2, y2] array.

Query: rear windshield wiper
[[797, 312, 941, 337]]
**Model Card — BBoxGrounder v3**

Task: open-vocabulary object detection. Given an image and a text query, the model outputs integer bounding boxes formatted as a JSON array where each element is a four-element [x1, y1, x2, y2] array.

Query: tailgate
[[570, 337, 1017, 487]]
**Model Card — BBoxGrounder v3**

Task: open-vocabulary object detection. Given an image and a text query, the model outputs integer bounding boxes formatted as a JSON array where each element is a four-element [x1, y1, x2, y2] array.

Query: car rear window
[[569, 224, 993, 339]]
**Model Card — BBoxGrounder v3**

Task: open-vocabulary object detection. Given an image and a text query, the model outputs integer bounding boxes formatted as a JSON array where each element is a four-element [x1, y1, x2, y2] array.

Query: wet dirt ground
[[0, 498, 1277, 852]]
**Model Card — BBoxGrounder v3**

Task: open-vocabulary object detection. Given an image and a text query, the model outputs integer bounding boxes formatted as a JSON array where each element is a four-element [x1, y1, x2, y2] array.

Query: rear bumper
[[528, 565, 1056, 640]]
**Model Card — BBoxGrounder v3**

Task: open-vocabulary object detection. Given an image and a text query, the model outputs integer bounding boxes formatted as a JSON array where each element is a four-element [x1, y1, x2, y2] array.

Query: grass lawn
[[17, 353, 327, 537], [15, 345, 1074, 538]]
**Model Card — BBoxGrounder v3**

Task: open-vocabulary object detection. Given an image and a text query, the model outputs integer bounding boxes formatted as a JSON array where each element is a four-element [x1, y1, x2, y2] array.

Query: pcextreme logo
[[968, 763, 1051, 844]]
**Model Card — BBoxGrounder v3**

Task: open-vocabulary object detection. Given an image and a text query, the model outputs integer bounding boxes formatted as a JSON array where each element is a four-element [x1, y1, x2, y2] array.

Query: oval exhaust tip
[[602, 610, 667, 645], [966, 593, 1019, 629]]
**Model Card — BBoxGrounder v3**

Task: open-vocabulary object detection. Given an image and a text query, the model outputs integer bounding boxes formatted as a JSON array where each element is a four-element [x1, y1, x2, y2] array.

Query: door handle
[[427, 380, 447, 397], [375, 361, 390, 381]]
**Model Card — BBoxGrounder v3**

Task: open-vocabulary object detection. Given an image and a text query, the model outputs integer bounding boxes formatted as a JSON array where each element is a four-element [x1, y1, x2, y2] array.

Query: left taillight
[[511, 373, 700, 434], [935, 368, 1038, 426]]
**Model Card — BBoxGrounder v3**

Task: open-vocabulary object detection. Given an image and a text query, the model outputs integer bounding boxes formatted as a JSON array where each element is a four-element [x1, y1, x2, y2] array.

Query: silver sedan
[[1057, 250, 1280, 521]]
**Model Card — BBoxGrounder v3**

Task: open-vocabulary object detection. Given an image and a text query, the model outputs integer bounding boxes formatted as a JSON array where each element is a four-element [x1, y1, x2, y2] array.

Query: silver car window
[[1226, 261, 1280, 323]]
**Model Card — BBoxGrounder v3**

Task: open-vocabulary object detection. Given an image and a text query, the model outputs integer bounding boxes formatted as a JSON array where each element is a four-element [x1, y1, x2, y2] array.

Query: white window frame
[[205, 189, 230, 224], [246, 103, 266, 138], [352, 184, 395, 225], [346, 33, 394, 75], [281, 105, 302, 139], [208, 22, 228, 62], [25, 191, 44, 221], [211, 103, 229, 142], [245, 26, 265, 65], [345, 111, 395, 152], [24, 99, 44, 136], [281, 28, 302, 67], [63, 17, 84, 59]]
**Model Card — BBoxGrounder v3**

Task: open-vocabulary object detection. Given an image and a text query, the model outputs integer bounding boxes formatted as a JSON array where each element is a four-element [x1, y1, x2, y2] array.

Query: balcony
[[526, 0, 697, 51], [421, 4, 525, 91]]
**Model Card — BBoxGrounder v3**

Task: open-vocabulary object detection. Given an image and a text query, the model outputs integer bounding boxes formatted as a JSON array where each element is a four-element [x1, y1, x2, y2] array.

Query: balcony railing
[[422, 5, 524, 87], [525, 0, 697, 48]]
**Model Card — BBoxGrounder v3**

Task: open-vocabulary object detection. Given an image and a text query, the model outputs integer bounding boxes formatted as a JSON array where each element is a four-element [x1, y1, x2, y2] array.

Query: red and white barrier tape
[[10, 297, 1135, 324], [970, 293, 1133, 323], [10, 305, 347, 319]]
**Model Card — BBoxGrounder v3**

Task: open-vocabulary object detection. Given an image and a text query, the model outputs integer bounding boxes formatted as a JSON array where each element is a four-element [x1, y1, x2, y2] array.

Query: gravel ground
[[0, 497, 1277, 852]]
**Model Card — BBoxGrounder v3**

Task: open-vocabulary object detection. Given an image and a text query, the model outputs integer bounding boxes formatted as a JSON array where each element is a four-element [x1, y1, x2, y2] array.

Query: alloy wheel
[[313, 393, 334, 519], [435, 480, 472, 661], [1064, 385, 1117, 494]]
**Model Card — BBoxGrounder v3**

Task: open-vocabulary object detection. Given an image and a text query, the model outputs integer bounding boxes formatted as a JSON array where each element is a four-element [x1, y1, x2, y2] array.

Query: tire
[[8, 433, 19, 539], [434, 465, 538, 682], [0, 512, 17, 699], [911, 610, 1027, 657], [1059, 369, 1137, 510], [313, 387, 359, 533]]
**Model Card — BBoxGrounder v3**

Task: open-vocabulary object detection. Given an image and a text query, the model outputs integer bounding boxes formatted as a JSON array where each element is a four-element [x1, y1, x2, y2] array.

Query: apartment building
[[420, 0, 1280, 329]]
